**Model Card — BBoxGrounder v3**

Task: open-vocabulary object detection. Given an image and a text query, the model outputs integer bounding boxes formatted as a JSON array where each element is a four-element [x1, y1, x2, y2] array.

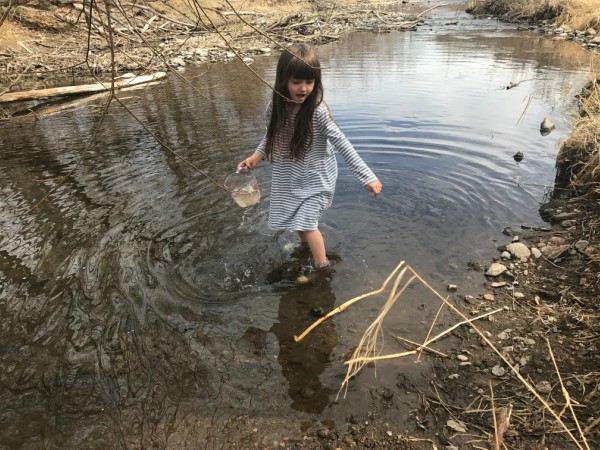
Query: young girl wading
[[238, 43, 382, 274]]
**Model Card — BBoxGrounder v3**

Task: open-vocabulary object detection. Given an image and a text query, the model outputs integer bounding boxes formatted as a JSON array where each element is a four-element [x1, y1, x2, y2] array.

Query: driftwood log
[[0, 71, 167, 103]]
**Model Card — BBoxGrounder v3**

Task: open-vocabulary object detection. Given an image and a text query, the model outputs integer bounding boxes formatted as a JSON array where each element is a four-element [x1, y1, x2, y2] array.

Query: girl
[[237, 43, 382, 273]]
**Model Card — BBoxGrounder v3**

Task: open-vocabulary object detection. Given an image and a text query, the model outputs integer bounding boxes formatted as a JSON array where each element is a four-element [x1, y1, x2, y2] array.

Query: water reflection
[[271, 276, 337, 414]]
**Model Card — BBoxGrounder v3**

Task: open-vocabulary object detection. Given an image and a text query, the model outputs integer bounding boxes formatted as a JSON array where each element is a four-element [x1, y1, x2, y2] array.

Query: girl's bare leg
[[297, 230, 328, 266]]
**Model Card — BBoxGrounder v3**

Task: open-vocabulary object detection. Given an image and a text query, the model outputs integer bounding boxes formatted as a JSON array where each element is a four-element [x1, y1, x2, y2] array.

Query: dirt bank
[[0, 0, 425, 92], [0, 1, 598, 449]]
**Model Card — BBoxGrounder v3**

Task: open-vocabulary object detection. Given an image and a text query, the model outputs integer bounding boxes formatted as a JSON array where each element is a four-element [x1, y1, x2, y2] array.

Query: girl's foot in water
[[297, 259, 334, 275]]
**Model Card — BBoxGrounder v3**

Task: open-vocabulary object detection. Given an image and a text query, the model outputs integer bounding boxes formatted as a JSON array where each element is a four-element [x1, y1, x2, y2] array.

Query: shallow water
[[0, 9, 594, 448]]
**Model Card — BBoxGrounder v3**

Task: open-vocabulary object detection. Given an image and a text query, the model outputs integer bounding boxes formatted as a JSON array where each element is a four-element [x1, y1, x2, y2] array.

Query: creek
[[0, 7, 594, 448]]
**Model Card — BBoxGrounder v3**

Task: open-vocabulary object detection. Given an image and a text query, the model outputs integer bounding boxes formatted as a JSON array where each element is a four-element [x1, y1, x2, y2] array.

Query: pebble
[[486, 263, 508, 277], [536, 380, 552, 394], [317, 428, 331, 439], [457, 355, 469, 362], [492, 365, 506, 376], [497, 331, 510, 340]]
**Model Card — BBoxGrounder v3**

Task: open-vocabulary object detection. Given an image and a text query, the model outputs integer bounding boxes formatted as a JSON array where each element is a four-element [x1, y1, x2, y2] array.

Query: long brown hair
[[265, 43, 323, 161]]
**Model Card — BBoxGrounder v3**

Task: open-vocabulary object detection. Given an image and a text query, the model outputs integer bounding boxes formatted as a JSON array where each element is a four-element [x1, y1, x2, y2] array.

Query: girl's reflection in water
[[270, 275, 337, 414]]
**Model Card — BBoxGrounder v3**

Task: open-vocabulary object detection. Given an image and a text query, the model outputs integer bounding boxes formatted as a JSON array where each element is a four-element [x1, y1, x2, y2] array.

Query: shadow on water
[[247, 274, 338, 415], [275, 279, 337, 415]]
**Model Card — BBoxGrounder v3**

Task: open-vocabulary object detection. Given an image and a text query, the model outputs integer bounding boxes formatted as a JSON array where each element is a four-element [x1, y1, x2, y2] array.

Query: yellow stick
[[417, 301, 446, 362], [393, 335, 448, 357], [344, 308, 503, 365], [547, 338, 590, 450], [293, 260, 405, 342]]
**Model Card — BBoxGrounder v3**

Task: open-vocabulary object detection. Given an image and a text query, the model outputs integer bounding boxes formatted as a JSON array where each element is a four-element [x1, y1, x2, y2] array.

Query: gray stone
[[169, 57, 185, 67], [536, 381, 552, 394], [540, 117, 555, 132], [543, 244, 569, 260], [486, 263, 508, 277], [507, 242, 531, 259]]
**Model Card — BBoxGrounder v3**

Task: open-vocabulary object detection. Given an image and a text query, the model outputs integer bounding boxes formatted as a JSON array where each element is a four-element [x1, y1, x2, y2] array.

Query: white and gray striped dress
[[256, 102, 378, 231]]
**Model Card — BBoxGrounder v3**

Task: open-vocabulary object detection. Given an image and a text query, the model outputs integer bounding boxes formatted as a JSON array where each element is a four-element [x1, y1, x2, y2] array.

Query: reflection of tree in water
[[270, 277, 337, 414]]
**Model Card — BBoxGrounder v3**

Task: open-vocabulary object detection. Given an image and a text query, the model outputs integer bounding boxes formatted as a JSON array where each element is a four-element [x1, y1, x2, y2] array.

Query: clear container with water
[[224, 168, 261, 207]]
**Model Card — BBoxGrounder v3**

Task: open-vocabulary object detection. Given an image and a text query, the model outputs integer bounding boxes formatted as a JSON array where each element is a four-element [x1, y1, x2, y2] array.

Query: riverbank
[[1, 1, 598, 449], [0, 0, 425, 92]]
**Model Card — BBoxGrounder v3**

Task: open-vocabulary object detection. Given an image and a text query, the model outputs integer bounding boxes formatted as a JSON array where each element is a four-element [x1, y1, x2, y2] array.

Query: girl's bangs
[[288, 55, 320, 80]]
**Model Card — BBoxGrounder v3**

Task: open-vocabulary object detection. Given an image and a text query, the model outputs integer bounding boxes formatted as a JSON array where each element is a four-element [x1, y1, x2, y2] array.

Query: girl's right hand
[[237, 151, 263, 172]]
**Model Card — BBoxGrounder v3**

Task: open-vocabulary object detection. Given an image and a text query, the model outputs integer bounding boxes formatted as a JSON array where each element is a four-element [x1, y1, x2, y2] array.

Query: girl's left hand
[[365, 180, 382, 196]]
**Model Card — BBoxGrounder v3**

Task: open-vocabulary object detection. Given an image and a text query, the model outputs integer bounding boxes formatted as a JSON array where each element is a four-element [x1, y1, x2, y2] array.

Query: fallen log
[[0, 71, 167, 104]]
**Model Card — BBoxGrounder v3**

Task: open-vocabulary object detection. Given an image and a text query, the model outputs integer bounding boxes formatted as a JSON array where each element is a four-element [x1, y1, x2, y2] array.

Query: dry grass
[[468, 0, 600, 29], [466, 0, 564, 23], [0, 21, 26, 51], [558, 78, 600, 196], [560, 0, 600, 30]]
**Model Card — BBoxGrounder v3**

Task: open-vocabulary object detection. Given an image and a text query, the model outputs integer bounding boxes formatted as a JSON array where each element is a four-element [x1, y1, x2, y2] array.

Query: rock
[[501, 251, 511, 260], [531, 247, 542, 259], [467, 260, 486, 271], [297, 275, 310, 284], [514, 292, 525, 299], [542, 244, 569, 260], [497, 331, 510, 340], [549, 236, 567, 245], [447, 284, 458, 292], [381, 387, 394, 399], [242, 57, 254, 64], [486, 263, 508, 277], [502, 227, 515, 236], [492, 365, 506, 376], [491, 281, 507, 288], [585, 28, 597, 36], [457, 355, 469, 362], [540, 117, 555, 135], [260, 47, 272, 53], [513, 151, 524, 162], [536, 380, 552, 394], [448, 373, 459, 380], [317, 428, 331, 439], [506, 242, 531, 259], [446, 419, 467, 433], [169, 57, 186, 67], [311, 306, 324, 317], [483, 293, 495, 301], [575, 240, 589, 252]]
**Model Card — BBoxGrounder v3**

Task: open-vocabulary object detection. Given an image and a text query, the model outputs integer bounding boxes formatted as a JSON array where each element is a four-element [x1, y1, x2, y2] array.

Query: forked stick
[[338, 267, 414, 398], [293, 260, 405, 342]]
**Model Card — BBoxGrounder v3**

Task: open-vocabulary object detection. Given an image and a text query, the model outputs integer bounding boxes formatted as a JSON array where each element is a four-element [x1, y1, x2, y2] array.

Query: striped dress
[[256, 102, 378, 231]]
